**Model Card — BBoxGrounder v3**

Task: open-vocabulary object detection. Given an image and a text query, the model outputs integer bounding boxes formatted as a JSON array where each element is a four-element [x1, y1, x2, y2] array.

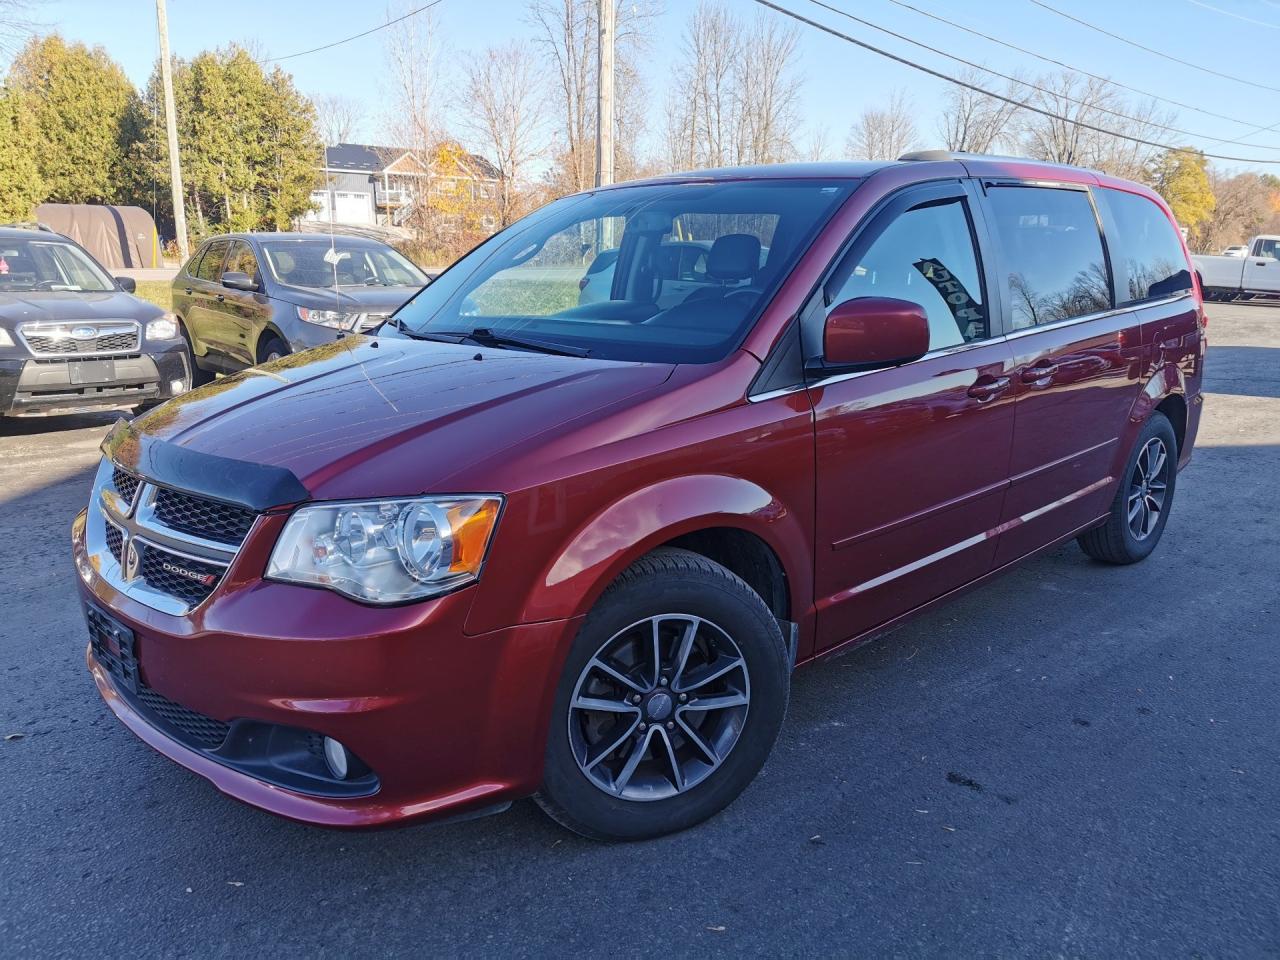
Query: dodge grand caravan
[[72, 154, 1204, 840]]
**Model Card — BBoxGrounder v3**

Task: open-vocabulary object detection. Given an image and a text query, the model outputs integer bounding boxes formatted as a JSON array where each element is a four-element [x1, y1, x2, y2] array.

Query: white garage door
[[334, 191, 372, 225]]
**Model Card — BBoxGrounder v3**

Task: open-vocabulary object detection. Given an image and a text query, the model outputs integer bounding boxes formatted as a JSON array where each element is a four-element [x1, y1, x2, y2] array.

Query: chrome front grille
[[18, 321, 140, 357], [84, 457, 258, 615]]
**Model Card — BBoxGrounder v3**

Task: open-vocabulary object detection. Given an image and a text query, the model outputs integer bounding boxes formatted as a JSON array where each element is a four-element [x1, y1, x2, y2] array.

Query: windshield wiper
[[424, 326, 590, 358]]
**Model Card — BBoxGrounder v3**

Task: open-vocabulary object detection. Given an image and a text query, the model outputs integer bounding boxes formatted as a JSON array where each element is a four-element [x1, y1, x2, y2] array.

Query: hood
[[0, 289, 162, 326], [128, 336, 675, 502], [270, 283, 419, 315]]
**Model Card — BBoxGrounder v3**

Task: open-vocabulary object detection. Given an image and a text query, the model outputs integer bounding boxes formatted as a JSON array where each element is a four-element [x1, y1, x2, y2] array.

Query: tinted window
[[224, 240, 260, 280], [195, 241, 228, 282], [1100, 188, 1192, 303], [986, 187, 1110, 329], [259, 239, 426, 289], [826, 197, 989, 349]]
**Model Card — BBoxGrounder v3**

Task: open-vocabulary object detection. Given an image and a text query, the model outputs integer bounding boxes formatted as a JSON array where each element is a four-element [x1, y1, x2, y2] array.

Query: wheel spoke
[[1128, 498, 1144, 524], [680, 690, 749, 713], [584, 716, 642, 770], [1149, 443, 1167, 479], [650, 619, 663, 687], [587, 657, 647, 695], [671, 618, 700, 688], [613, 727, 654, 793], [677, 656, 745, 693], [654, 727, 684, 792], [677, 715, 720, 766], [573, 695, 640, 714]]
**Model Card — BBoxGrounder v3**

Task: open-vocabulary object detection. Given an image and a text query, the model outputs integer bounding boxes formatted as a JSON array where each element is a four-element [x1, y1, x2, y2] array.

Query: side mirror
[[821, 296, 931, 371], [115, 276, 137, 294], [221, 271, 259, 292]]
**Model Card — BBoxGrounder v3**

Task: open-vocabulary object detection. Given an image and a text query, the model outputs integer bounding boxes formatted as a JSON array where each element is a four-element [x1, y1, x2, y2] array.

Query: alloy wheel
[[1128, 437, 1170, 541], [567, 614, 751, 802]]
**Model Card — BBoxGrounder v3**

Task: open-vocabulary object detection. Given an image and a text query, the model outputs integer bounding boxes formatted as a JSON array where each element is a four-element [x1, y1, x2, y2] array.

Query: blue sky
[[18, 0, 1280, 174]]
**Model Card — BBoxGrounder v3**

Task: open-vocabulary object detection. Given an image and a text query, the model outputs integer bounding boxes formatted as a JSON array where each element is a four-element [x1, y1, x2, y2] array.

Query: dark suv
[[173, 232, 429, 379], [0, 226, 188, 417], [74, 154, 1204, 840]]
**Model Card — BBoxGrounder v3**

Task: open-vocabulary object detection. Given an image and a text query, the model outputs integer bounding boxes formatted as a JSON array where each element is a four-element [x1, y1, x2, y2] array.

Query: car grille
[[137, 542, 225, 607], [112, 467, 140, 505], [87, 457, 256, 614], [358, 313, 390, 332], [23, 328, 140, 355], [152, 488, 256, 546], [133, 686, 231, 749]]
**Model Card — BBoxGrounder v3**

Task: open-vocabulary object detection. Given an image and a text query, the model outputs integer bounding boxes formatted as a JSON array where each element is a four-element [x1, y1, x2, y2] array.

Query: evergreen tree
[[0, 86, 44, 221], [5, 34, 139, 203]]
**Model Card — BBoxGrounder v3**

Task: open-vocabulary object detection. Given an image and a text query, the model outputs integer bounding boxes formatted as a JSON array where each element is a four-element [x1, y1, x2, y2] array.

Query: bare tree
[[846, 89, 919, 162], [464, 42, 546, 227], [313, 94, 361, 146], [936, 68, 1019, 154], [0, 0, 42, 61], [664, 1, 802, 171], [1189, 169, 1280, 252], [528, 0, 657, 194], [1013, 71, 1173, 179], [802, 123, 833, 162]]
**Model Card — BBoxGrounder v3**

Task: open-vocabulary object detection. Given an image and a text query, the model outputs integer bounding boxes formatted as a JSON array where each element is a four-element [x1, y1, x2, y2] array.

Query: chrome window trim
[[749, 291, 1194, 401], [17, 319, 141, 358]]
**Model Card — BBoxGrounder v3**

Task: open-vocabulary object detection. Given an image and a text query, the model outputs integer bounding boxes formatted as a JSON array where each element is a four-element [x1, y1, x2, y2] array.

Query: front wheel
[[1078, 411, 1178, 564], [536, 548, 790, 841]]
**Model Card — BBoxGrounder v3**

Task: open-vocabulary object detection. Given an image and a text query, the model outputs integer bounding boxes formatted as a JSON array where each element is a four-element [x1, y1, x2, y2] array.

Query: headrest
[[706, 234, 760, 281]]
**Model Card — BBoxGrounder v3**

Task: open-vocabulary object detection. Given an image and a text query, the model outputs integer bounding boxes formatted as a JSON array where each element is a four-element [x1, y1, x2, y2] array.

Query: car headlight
[[0, 329, 13, 347], [145, 313, 179, 340], [297, 306, 363, 330], [266, 496, 502, 604]]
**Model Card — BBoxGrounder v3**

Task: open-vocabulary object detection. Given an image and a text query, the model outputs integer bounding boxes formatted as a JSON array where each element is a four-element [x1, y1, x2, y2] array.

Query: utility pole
[[156, 0, 189, 260], [594, 0, 615, 189]]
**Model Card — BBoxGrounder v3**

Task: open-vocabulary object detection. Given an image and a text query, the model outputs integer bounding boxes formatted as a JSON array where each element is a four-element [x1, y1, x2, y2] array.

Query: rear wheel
[[1078, 411, 1177, 564], [536, 548, 789, 841]]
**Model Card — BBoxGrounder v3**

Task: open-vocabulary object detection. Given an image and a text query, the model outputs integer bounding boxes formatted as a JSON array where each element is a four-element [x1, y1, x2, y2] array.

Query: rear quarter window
[[1098, 188, 1193, 304], [985, 186, 1111, 330]]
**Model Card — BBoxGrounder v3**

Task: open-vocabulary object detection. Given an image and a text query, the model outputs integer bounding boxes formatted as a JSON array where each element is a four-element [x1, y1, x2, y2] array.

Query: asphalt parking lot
[[1, 301, 1277, 958]]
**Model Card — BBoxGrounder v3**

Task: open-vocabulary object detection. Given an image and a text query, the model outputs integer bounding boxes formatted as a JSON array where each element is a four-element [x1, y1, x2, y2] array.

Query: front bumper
[[0, 347, 188, 416], [73, 510, 578, 828]]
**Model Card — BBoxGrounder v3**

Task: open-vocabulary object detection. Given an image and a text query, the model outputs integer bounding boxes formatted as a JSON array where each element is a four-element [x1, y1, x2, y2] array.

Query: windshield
[[0, 239, 115, 293], [259, 240, 428, 289], [388, 179, 855, 363]]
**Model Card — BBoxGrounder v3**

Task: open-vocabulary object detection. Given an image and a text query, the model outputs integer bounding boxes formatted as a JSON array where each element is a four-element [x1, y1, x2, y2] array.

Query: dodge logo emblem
[[124, 541, 140, 580]]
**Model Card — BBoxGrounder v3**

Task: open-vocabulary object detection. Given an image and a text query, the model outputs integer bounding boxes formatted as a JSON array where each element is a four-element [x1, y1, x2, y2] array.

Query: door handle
[[1021, 361, 1059, 384], [1257, 261, 1268, 266], [967, 375, 1011, 401], [184, 287, 192, 295], [215, 294, 225, 302]]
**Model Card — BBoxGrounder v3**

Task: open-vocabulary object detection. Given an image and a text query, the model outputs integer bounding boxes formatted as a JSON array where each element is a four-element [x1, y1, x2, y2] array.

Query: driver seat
[[682, 234, 760, 304]]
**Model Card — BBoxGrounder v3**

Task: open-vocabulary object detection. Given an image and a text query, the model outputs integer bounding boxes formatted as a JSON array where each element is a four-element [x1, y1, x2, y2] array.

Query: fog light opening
[[323, 736, 350, 780]]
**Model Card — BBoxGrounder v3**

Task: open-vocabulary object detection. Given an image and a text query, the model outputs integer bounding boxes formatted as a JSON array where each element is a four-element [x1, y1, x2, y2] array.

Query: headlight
[[145, 313, 179, 340], [0, 329, 13, 347], [297, 306, 363, 330], [266, 496, 502, 603]]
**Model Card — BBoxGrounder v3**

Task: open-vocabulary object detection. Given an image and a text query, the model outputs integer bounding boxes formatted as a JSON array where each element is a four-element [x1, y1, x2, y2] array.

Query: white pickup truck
[[1194, 235, 1280, 300]]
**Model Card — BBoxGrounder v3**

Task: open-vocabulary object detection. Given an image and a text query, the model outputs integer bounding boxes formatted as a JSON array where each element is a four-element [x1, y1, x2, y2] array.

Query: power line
[[749, 0, 1280, 165], [258, 0, 444, 65], [807, 0, 1280, 153], [1027, 0, 1280, 94], [878, 0, 1280, 145]]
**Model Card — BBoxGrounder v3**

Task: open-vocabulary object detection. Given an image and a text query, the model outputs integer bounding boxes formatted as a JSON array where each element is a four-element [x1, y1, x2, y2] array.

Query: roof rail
[[0, 221, 59, 233], [897, 149, 956, 162]]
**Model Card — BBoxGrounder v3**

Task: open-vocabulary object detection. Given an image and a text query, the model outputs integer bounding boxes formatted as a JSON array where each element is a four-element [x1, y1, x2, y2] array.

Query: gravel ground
[[0, 301, 1276, 958]]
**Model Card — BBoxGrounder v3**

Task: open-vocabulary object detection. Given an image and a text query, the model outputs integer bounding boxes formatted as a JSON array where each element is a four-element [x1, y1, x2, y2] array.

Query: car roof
[[0, 225, 69, 241], [205, 232, 387, 245]]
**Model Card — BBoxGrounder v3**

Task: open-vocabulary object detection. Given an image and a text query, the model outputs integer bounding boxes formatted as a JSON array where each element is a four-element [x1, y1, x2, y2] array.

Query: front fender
[[521, 473, 811, 629]]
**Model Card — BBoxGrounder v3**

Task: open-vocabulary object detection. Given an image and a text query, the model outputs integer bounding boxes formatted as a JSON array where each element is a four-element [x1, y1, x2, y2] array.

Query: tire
[[536, 547, 790, 841], [258, 336, 289, 365], [1078, 411, 1178, 564], [179, 319, 214, 387]]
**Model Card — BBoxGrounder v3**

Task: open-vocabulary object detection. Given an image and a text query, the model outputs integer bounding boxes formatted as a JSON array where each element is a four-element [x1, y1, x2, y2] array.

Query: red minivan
[[72, 154, 1204, 840]]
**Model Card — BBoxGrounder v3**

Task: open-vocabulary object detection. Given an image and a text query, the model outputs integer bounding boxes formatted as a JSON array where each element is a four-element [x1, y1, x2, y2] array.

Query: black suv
[[0, 226, 188, 417], [173, 232, 430, 381]]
